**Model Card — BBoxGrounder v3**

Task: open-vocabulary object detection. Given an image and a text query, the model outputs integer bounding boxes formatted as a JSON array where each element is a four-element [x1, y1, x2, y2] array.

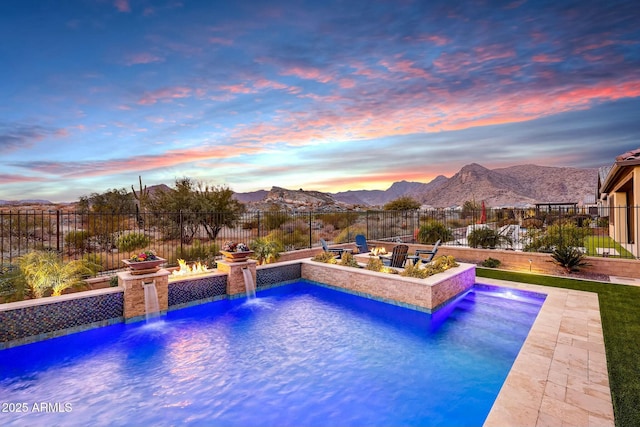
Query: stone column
[[216, 259, 257, 298], [118, 269, 170, 321]]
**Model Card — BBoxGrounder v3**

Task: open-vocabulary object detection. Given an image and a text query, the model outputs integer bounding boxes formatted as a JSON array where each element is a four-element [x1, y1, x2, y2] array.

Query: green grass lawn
[[476, 268, 640, 427], [584, 235, 635, 258]]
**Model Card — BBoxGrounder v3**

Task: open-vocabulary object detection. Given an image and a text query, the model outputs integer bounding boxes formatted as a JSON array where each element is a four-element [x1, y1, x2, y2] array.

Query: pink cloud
[[280, 66, 333, 83], [532, 54, 563, 63], [379, 58, 435, 81], [228, 76, 640, 151], [219, 83, 256, 94], [209, 37, 234, 45], [410, 34, 450, 46], [137, 86, 192, 105], [114, 0, 130, 13], [124, 53, 164, 66], [43, 145, 269, 178], [0, 174, 46, 184], [253, 78, 288, 91]]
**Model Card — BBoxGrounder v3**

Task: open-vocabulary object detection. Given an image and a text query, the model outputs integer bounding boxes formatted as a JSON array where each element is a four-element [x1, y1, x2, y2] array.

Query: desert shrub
[[0, 265, 25, 303], [80, 253, 104, 275], [421, 255, 458, 276], [522, 218, 543, 229], [365, 257, 384, 272], [65, 230, 91, 253], [176, 240, 219, 266], [524, 222, 589, 252], [417, 221, 453, 244], [334, 226, 367, 243], [266, 227, 309, 251], [339, 252, 360, 268], [468, 228, 511, 249], [116, 232, 150, 254], [447, 219, 465, 228], [263, 209, 290, 231], [242, 218, 258, 229], [321, 212, 359, 230], [432, 255, 458, 270], [400, 263, 429, 279], [481, 257, 501, 268], [551, 246, 589, 273], [311, 251, 338, 264]]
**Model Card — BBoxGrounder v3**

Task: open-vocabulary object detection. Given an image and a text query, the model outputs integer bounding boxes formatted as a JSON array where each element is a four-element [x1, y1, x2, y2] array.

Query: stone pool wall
[[301, 260, 476, 312], [0, 287, 124, 349], [0, 262, 304, 349], [0, 260, 474, 348]]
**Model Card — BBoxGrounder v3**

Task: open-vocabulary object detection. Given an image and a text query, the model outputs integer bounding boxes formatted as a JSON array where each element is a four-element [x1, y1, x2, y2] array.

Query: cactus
[[131, 175, 150, 225]]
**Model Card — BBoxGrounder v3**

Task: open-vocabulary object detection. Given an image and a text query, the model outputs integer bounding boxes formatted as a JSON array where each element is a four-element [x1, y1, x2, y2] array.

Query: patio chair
[[407, 240, 441, 266], [355, 234, 370, 253], [380, 244, 409, 268], [320, 238, 344, 259]]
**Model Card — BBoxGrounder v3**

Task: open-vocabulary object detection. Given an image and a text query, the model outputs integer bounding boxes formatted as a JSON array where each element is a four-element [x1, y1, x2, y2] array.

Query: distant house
[[598, 148, 640, 247]]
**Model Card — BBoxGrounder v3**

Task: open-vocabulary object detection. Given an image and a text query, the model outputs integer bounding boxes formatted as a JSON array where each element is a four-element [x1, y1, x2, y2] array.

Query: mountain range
[[1, 163, 599, 209], [250, 163, 598, 209]]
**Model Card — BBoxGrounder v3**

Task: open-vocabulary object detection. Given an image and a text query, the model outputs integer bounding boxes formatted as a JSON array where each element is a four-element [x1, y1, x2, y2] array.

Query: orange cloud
[[228, 77, 640, 150], [27, 144, 269, 179]]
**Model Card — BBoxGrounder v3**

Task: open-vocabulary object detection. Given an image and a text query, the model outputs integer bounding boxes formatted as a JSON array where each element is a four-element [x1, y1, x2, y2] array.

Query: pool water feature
[[242, 267, 256, 299], [143, 281, 160, 321], [0, 281, 544, 427]]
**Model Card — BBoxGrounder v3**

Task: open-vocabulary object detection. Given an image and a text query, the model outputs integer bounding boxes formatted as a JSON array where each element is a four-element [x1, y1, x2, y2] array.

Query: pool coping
[[480, 278, 615, 427]]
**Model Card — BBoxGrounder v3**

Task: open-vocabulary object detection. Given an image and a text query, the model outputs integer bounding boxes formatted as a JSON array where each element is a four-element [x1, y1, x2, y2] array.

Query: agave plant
[[551, 246, 589, 273]]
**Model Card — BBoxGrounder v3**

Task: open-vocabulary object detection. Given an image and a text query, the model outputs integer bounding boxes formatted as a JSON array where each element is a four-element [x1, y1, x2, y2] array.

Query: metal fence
[[0, 206, 636, 275]]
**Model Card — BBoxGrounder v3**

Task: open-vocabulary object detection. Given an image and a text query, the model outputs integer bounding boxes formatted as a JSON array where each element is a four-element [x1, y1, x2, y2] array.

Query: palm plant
[[16, 250, 97, 298], [250, 237, 283, 265]]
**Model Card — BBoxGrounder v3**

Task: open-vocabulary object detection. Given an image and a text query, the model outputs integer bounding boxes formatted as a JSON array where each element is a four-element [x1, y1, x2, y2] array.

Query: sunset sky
[[1, 0, 639, 202]]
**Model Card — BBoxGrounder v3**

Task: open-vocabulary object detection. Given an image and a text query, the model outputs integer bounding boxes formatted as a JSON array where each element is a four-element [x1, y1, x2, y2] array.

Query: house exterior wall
[[607, 166, 640, 244]]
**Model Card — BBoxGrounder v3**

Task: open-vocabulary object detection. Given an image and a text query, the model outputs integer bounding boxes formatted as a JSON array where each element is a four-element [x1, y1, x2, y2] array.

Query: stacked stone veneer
[[371, 241, 640, 278], [119, 269, 170, 321], [301, 260, 476, 311]]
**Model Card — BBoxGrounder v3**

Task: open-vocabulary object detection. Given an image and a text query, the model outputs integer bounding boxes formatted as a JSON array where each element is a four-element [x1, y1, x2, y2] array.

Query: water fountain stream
[[143, 281, 161, 321], [241, 267, 256, 299]]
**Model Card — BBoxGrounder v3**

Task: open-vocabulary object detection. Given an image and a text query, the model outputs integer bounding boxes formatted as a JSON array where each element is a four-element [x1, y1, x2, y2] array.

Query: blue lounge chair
[[320, 239, 344, 259], [355, 234, 369, 253], [380, 244, 409, 268], [407, 240, 441, 265]]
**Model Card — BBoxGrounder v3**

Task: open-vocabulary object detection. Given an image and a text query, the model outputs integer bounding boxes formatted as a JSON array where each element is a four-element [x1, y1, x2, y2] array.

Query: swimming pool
[[0, 280, 544, 426]]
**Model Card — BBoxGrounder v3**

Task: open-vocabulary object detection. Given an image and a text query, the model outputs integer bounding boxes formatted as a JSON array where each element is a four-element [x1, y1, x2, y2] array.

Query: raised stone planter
[[301, 259, 475, 312]]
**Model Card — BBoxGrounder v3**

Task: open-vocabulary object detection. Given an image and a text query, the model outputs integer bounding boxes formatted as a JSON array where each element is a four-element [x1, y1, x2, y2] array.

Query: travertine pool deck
[[481, 278, 614, 427]]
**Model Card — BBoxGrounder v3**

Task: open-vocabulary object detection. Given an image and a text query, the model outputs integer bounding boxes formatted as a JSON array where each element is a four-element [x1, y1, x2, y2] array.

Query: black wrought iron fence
[[0, 206, 636, 275]]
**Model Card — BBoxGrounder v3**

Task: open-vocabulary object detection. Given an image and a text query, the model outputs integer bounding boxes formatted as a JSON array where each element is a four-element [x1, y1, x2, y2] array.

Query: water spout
[[241, 267, 256, 299], [143, 281, 161, 322]]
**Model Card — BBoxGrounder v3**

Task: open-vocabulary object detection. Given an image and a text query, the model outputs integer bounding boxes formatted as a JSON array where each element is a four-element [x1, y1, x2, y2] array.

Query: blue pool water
[[0, 281, 544, 427]]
